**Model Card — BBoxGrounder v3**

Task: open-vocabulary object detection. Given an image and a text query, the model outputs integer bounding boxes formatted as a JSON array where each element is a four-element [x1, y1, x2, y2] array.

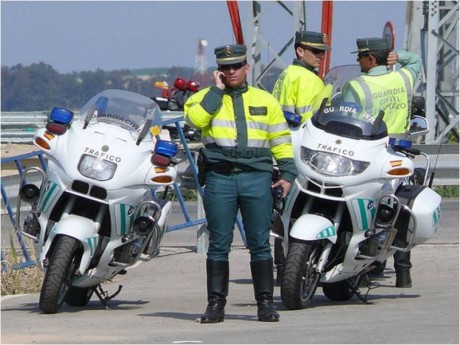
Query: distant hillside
[[1, 62, 283, 111], [1, 63, 209, 111]]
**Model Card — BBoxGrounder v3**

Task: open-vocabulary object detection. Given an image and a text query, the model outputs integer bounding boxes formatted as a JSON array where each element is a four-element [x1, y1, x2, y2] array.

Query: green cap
[[214, 44, 247, 65], [295, 31, 330, 51], [351, 37, 390, 53]]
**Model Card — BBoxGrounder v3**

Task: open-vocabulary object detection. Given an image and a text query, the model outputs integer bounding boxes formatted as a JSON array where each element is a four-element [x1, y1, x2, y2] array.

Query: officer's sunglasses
[[218, 63, 245, 71], [358, 53, 370, 59], [304, 47, 325, 55]]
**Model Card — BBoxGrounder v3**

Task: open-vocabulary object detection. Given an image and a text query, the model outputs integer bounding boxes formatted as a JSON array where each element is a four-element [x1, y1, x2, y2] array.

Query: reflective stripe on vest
[[350, 70, 414, 133]]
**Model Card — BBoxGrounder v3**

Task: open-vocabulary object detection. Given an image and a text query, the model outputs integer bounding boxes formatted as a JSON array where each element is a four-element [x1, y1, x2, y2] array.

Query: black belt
[[205, 144, 270, 159], [206, 161, 245, 174]]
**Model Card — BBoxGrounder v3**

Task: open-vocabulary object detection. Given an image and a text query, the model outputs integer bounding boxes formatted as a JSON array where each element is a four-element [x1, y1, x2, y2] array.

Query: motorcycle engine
[[359, 229, 396, 257], [23, 212, 40, 237], [113, 240, 142, 264]]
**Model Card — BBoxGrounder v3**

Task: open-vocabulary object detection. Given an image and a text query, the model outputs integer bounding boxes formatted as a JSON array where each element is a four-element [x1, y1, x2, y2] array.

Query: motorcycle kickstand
[[348, 275, 379, 304], [94, 284, 123, 309]]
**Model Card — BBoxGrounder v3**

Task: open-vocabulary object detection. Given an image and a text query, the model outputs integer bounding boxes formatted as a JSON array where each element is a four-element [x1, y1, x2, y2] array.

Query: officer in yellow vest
[[342, 37, 422, 288], [271, 30, 330, 285], [342, 37, 422, 136], [184, 44, 297, 323], [272, 30, 331, 124]]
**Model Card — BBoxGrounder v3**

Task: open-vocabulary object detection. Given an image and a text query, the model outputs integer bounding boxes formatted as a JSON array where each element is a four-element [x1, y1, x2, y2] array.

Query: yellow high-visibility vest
[[345, 69, 414, 134], [272, 64, 326, 123], [184, 86, 294, 161]]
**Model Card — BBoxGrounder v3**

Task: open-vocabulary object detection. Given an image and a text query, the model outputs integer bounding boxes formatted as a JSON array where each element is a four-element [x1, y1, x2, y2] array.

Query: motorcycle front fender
[[289, 214, 337, 244], [40, 215, 99, 274]]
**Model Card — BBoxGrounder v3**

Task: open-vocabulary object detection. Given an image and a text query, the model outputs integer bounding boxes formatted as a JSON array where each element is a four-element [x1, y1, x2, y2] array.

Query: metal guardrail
[[412, 144, 459, 186]]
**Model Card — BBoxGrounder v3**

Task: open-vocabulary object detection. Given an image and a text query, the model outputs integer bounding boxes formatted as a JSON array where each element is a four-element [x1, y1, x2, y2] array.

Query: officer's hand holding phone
[[213, 70, 225, 90]]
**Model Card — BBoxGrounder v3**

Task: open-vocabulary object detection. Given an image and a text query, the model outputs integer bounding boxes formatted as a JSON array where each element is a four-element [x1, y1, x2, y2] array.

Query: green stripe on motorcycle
[[357, 199, 368, 230], [317, 225, 336, 238], [41, 182, 59, 212], [85, 237, 98, 256], [433, 206, 441, 226], [120, 204, 127, 235]]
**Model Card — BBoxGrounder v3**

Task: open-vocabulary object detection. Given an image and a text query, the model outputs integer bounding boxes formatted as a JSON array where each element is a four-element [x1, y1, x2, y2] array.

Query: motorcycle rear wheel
[[280, 241, 320, 310], [39, 235, 82, 314]]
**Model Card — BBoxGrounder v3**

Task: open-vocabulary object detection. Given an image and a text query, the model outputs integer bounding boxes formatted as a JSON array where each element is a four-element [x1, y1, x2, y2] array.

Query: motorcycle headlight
[[301, 147, 369, 176], [78, 154, 117, 181]]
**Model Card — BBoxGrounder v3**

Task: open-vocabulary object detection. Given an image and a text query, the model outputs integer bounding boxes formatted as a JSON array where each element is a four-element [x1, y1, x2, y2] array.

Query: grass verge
[[1, 241, 43, 295]]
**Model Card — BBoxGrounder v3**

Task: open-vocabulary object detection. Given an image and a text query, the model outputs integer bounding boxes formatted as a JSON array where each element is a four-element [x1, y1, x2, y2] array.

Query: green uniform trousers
[[203, 170, 273, 262]]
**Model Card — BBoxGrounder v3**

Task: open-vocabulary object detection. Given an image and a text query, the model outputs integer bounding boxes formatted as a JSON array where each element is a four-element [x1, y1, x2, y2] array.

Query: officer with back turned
[[342, 37, 422, 288], [342, 37, 422, 137]]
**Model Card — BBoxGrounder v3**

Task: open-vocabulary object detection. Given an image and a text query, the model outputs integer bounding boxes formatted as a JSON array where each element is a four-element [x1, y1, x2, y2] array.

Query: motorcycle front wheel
[[39, 235, 82, 314], [280, 241, 320, 310]]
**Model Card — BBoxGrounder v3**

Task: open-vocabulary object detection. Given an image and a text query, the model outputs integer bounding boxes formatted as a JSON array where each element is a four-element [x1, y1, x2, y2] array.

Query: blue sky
[[1, 0, 408, 73]]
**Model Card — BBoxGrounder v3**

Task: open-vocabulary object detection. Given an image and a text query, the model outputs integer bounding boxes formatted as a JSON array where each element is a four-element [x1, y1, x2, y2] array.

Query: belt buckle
[[230, 167, 243, 173]]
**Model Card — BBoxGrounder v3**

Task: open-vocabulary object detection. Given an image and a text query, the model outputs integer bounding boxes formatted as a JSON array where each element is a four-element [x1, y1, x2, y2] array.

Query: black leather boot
[[394, 250, 412, 288], [199, 259, 229, 323], [395, 269, 412, 288], [393, 211, 412, 288], [251, 259, 280, 322]]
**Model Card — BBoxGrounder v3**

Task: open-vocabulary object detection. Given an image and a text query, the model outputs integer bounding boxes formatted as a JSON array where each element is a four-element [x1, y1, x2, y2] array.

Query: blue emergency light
[[151, 139, 178, 167], [154, 139, 178, 158], [46, 107, 74, 135], [388, 137, 412, 149], [283, 111, 302, 127], [49, 107, 74, 124]]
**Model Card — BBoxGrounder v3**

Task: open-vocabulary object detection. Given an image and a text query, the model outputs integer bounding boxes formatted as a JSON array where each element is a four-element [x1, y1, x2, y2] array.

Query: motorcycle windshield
[[79, 89, 163, 138], [312, 65, 388, 141]]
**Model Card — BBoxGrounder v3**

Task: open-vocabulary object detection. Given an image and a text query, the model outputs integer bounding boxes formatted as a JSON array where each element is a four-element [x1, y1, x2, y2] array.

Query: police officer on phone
[[184, 44, 297, 323]]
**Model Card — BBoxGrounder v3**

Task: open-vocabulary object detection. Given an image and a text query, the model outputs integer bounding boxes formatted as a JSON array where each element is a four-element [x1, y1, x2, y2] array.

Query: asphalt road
[[1, 199, 458, 344]]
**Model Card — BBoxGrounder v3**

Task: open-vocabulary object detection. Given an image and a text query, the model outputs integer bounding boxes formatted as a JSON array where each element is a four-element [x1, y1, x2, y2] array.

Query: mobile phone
[[216, 70, 224, 81]]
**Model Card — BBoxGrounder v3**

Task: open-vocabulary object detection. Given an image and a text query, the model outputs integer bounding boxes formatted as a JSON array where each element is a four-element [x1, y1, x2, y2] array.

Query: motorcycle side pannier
[[394, 184, 442, 247]]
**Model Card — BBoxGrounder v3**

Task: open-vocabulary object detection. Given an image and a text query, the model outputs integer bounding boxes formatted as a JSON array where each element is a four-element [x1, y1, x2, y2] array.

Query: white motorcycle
[[16, 89, 178, 314], [272, 66, 442, 310]]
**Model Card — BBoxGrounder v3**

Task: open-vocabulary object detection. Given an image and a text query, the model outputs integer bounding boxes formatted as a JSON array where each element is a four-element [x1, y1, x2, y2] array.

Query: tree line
[[1, 62, 283, 112], [1, 63, 201, 112]]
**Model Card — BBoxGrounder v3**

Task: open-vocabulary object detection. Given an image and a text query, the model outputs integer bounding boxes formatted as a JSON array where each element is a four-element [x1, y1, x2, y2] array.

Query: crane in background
[[225, 0, 458, 145]]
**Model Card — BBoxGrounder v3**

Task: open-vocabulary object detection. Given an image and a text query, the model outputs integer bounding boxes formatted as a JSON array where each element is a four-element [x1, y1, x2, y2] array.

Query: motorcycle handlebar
[[392, 145, 421, 157]]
